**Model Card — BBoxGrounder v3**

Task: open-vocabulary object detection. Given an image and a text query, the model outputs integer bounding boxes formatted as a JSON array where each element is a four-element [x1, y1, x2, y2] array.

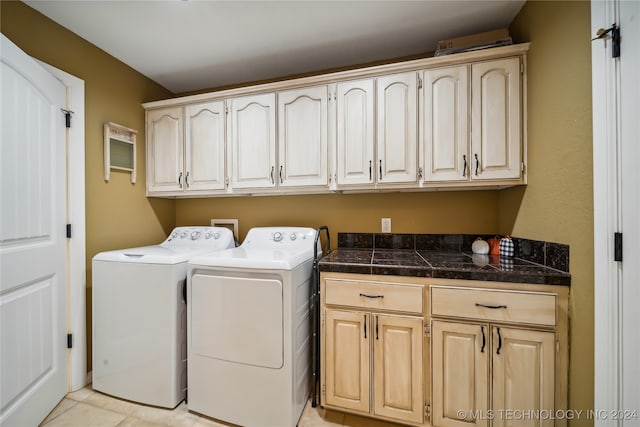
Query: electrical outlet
[[381, 218, 391, 233]]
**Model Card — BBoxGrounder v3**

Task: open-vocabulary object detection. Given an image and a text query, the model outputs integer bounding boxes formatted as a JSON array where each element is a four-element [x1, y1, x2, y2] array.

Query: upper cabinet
[[146, 107, 184, 194], [278, 86, 328, 188], [376, 72, 419, 185], [422, 57, 523, 185], [228, 93, 276, 190], [144, 44, 529, 197], [471, 57, 521, 181]]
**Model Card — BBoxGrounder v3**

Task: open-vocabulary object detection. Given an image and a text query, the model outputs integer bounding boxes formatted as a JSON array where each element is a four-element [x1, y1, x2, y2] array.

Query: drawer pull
[[475, 303, 507, 310], [496, 327, 502, 355], [359, 293, 384, 299], [480, 326, 486, 353]]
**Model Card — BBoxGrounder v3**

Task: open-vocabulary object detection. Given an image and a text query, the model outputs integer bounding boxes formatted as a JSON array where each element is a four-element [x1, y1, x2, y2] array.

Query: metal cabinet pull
[[270, 166, 274, 184], [364, 314, 368, 339], [359, 293, 384, 299], [178, 172, 183, 188], [474, 153, 479, 176], [463, 154, 467, 177], [369, 160, 372, 181], [475, 303, 507, 310], [185, 171, 190, 188], [496, 327, 502, 355], [279, 165, 283, 184], [375, 315, 379, 340], [379, 159, 382, 178], [480, 326, 486, 353]]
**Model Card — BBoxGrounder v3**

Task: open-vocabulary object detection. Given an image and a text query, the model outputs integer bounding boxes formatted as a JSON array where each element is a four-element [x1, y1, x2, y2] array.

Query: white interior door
[[592, 0, 640, 423], [1, 34, 68, 426]]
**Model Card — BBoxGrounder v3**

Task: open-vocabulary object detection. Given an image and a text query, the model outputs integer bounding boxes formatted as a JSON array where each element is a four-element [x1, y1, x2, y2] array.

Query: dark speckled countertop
[[318, 233, 571, 286]]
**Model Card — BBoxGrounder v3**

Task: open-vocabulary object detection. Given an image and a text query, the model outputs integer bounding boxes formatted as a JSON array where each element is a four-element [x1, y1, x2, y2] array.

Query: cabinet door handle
[[364, 314, 368, 339], [369, 160, 372, 181], [185, 171, 190, 188], [496, 327, 502, 355], [279, 165, 283, 184], [178, 172, 183, 188], [359, 293, 384, 299], [480, 326, 486, 353], [475, 303, 507, 310], [463, 154, 467, 177], [375, 315, 379, 340], [475, 153, 479, 176], [270, 166, 274, 184], [379, 159, 382, 178]]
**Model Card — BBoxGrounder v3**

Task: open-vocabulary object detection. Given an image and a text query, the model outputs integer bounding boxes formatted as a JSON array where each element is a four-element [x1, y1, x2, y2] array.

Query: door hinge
[[425, 404, 431, 418], [321, 311, 325, 326], [67, 333, 73, 349], [556, 339, 560, 353], [225, 105, 229, 114], [614, 232, 623, 261], [424, 325, 430, 338], [521, 162, 526, 173], [61, 108, 74, 128], [322, 384, 326, 395], [66, 224, 72, 238], [520, 62, 524, 73]]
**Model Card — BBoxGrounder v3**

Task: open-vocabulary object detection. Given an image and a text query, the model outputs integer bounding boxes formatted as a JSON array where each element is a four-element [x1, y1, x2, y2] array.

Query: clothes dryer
[[187, 227, 319, 427]]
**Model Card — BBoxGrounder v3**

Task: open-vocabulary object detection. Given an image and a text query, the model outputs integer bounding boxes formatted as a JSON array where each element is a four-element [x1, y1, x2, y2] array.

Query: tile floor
[[40, 386, 404, 427]]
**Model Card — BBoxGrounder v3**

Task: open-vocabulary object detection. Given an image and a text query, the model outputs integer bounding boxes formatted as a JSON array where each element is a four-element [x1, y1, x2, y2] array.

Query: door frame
[[38, 60, 88, 392], [592, 0, 640, 421]]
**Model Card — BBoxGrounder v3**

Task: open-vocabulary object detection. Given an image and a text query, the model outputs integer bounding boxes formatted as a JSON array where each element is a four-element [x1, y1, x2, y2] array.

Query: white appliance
[[187, 226, 319, 427], [92, 226, 234, 409]]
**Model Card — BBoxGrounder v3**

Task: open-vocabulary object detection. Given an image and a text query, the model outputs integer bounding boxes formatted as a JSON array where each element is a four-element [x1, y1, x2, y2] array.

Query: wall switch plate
[[381, 218, 391, 233]]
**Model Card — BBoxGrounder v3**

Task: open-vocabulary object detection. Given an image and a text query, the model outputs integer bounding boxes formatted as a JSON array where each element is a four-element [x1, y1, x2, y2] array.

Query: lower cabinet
[[432, 321, 555, 427], [321, 275, 426, 425]]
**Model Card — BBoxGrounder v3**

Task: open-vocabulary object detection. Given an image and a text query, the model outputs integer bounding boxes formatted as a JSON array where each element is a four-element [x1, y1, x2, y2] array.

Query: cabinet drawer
[[430, 286, 556, 326], [325, 279, 423, 314]]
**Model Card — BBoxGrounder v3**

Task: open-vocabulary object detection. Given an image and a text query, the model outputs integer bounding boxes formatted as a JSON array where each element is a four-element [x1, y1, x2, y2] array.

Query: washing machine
[[187, 226, 320, 427], [92, 226, 234, 409]]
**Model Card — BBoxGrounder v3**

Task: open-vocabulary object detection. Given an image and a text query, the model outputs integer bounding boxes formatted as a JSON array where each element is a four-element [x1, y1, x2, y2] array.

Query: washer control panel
[[163, 226, 233, 248]]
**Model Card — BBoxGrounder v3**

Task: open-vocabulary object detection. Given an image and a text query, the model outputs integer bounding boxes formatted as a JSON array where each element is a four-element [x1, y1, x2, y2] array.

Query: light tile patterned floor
[[40, 386, 405, 427]]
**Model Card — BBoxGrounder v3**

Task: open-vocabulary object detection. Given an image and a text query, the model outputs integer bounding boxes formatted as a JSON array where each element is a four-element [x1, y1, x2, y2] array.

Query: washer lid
[[93, 245, 224, 265]]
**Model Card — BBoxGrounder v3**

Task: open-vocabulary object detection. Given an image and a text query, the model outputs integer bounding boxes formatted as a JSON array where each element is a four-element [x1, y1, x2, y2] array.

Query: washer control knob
[[290, 233, 297, 241], [214, 232, 221, 240], [205, 231, 213, 239], [273, 231, 283, 242], [180, 231, 188, 238], [171, 231, 178, 239], [191, 231, 201, 240]]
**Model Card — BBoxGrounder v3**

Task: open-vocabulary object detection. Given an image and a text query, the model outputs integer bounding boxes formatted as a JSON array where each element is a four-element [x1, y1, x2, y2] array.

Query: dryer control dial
[[273, 231, 283, 242], [191, 231, 201, 240], [290, 233, 297, 241], [213, 232, 221, 240], [180, 231, 188, 238], [205, 231, 213, 239]]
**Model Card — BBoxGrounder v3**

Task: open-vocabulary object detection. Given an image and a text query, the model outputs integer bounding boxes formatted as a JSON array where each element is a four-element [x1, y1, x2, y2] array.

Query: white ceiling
[[24, 0, 526, 94]]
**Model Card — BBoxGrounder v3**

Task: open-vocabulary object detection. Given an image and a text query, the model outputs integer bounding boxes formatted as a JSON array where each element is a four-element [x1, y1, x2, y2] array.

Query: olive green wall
[[505, 1, 593, 424], [1, 1, 176, 368]]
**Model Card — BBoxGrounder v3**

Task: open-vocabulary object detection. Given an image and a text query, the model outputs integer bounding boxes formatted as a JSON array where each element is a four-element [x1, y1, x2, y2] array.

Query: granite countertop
[[318, 233, 571, 286]]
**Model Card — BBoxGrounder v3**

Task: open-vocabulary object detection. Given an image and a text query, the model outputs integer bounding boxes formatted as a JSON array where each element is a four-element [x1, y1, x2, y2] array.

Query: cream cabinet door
[[278, 86, 328, 187], [373, 315, 423, 425], [146, 107, 183, 193], [432, 320, 489, 427], [324, 309, 370, 414], [228, 93, 276, 189], [492, 327, 555, 427], [336, 79, 375, 186], [376, 72, 418, 184], [423, 65, 470, 182], [184, 101, 226, 192], [471, 58, 521, 181]]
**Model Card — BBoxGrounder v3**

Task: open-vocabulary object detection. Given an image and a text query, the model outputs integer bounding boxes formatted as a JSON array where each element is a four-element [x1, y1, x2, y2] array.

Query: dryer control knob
[[180, 231, 188, 238], [273, 231, 283, 242], [205, 232, 213, 239], [290, 233, 297, 241], [191, 231, 201, 240], [214, 232, 221, 239], [171, 231, 178, 239]]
